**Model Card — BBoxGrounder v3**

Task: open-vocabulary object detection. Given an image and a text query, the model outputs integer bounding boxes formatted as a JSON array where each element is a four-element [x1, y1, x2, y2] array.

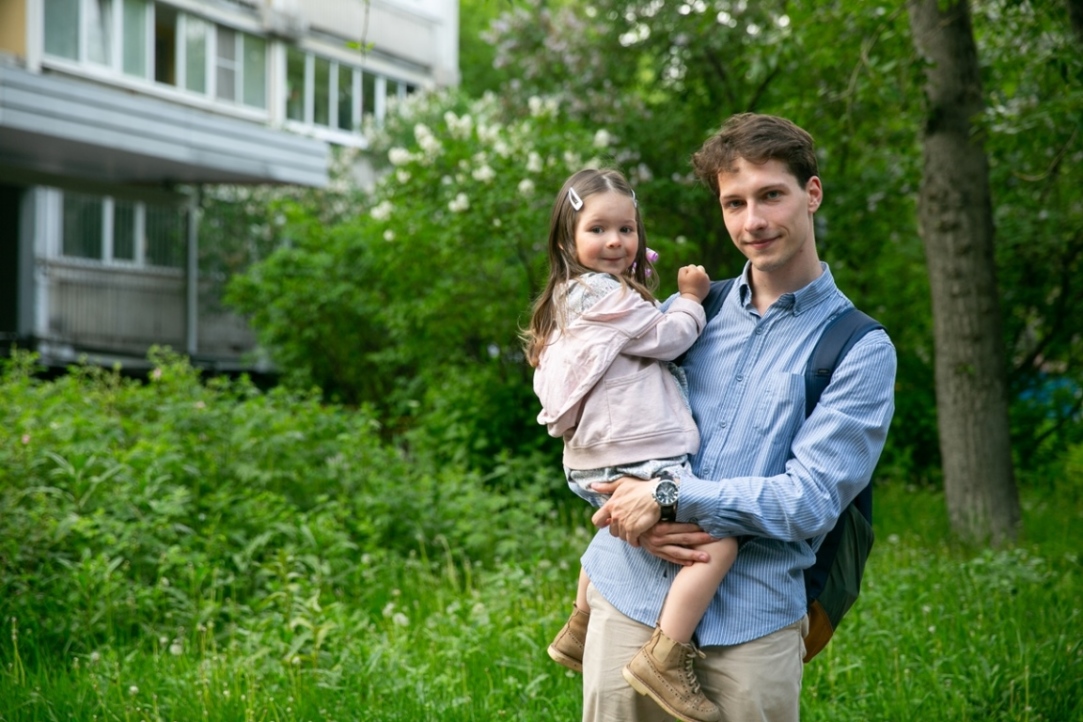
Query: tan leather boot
[[622, 626, 721, 722], [547, 605, 589, 673]]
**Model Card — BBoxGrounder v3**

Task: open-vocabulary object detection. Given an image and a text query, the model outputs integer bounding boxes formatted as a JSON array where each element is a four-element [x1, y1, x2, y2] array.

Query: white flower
[[444, 111, 473, 140], [393, 612, 410, 627], [528, 96, 543, 116], [388, 147, 413, 166], [412, 123, 442, 158], [129, 685, 139, 696], [493, 140, 511, 157], [563, 150, 582, 169], [478, 123, 503, 144], [472, 165, 496, 183], [169, 642, 183, 656], [370, 201, 393, 221], [383, 230, 395, 242], [593, 129, 612, 148], [518, 179, 535, 196], [396, 169, 411, 184], [448, 193, 470, 213], [526, 152, 544, 173]]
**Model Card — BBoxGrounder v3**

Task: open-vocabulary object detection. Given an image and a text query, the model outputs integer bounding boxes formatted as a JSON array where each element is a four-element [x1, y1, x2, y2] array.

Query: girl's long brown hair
[[523, 168, 656, 367]]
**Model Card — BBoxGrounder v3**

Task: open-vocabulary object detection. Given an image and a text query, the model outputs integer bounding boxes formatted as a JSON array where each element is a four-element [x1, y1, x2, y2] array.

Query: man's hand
[[641, 523, 716, 566], [678, 264, 710, 303], [590, 478, 661, 546]]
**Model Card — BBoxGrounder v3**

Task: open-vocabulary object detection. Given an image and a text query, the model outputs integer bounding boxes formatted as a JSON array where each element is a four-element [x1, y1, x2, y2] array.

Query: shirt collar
[[736, 261, 835, 315]]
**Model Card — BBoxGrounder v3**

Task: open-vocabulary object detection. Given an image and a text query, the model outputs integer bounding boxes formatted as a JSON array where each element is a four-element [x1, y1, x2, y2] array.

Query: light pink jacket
[[534, 282, 706, 470]]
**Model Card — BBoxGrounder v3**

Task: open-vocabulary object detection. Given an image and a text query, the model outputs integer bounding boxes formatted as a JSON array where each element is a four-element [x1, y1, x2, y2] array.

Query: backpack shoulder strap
[[701, 277, 737, 325], [804, 307, 884, 418], [675, 277, 736, 366], [803, 306, 884, 525]]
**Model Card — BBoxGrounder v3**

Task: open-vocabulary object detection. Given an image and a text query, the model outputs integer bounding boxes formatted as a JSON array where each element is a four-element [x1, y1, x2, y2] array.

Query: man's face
[[716, 157, 822, 283]]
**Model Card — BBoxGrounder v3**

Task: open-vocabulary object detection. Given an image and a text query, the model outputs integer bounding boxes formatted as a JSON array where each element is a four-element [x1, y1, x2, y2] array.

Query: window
[[242, 35, 266, 107], [62, 193, 104, 260], [122, 0, 148, 78], [337, 65, 354, 131], [145, 205, 185, 267], [184, 16, 208, 94], [44, 0, 79, 59], [286, 48, 306, 122], [59, 193, 185, 269], [154, 4, 177, 85], [214, 27, 266, 108], [113, 201, 136, 260], [285, 50, 417, 133], [43, 0, 266, 111], [87, 0, 114, 65]]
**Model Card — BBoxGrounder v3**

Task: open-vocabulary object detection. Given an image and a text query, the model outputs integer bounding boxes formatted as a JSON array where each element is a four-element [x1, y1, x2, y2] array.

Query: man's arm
[[681, 334, 896, 541], [594, 333, 896, 543]]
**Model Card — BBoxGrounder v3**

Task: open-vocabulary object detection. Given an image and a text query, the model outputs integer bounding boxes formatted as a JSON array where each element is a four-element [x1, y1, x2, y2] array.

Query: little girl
[[524, 168, 737, 722]]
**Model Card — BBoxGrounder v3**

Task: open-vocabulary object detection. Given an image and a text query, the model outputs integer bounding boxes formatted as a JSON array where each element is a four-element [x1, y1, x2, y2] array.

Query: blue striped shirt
[[578, 263, 897, 646]]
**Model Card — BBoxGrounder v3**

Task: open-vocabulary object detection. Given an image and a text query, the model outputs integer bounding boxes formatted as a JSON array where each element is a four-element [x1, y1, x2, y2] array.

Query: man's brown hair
[[691, 113, 818, 197]]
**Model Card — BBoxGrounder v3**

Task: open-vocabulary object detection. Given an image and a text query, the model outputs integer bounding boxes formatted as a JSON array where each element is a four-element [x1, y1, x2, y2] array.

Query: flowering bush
[[228, 90, 659, 462]]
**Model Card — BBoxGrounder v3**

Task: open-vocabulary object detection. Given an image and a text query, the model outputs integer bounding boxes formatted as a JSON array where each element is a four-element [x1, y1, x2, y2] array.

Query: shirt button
[[736, 374, 744, 382], [719, 420, 728, 428], [755, 327, 764, 335]]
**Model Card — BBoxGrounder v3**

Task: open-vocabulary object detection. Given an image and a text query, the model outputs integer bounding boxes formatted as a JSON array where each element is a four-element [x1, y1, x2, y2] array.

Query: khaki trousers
[[582, 582, 807, 722]]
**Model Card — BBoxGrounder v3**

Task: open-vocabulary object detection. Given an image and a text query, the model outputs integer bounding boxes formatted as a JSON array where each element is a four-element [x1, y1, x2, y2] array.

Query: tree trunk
[[907, 0, 1020, 545]]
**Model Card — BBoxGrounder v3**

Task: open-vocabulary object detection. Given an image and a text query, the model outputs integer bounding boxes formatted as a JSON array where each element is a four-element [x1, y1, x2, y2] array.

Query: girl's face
[[573, 190, 639, 276]]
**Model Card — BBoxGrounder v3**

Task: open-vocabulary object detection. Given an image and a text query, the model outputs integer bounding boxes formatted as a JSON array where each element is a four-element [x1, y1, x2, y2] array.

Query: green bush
[[0, 350, 566, 664]]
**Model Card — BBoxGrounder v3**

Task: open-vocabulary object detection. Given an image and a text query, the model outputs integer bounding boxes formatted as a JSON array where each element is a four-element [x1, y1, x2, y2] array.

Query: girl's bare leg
[[657, 537, 738, 643], [575, 566, 591, 613]]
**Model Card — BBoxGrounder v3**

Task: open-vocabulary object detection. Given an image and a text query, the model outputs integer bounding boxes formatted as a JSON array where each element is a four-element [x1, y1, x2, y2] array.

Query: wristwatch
[[652, 473, 679, 523]]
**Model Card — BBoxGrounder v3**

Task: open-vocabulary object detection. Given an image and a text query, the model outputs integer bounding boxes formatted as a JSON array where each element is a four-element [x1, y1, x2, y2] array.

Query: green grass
[[1, 354, 1080, 720], [2, 484, 1081, 721]]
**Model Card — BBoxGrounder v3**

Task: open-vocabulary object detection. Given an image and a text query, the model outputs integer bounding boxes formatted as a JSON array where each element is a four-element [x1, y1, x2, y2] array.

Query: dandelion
[[169, 641, 183, 656], [593, 129, 612, 148], [392, 612, 410, 627], [89, 651, 101, 664], [370, 200, 393, 221], [448, 193, 470, 213], [129, 685, 139, 696]]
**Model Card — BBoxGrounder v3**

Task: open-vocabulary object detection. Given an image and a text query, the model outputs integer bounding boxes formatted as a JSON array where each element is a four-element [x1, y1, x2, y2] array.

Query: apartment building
[[0, 0, 459, 370]]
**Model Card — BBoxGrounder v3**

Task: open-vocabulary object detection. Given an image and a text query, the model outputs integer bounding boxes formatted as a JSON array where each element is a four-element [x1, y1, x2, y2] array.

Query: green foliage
[[2, 428, 1080, 720], [0, 351, 565, 668], [226, 89, 667, 464], [215, 0, 1080, 483]]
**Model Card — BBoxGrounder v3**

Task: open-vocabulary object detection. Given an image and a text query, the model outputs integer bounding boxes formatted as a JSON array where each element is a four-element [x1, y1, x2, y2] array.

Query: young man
[[576, 113, 897, 721]]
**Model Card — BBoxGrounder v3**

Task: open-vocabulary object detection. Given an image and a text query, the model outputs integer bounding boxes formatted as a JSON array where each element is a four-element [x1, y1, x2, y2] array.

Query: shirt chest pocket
[[752, 371, 806, 439]]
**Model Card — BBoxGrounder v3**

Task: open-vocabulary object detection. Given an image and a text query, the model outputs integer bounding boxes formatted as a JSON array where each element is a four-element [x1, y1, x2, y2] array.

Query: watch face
[[654, 480, 679, 506]]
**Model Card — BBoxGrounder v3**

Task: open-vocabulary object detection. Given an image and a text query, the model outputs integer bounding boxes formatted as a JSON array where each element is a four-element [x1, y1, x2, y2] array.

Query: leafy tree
[[908, 0, 1021, 544]]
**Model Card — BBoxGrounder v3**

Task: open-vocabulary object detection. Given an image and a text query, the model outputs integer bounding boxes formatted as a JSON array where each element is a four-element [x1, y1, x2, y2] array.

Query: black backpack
[[690, 278, 884, 662]]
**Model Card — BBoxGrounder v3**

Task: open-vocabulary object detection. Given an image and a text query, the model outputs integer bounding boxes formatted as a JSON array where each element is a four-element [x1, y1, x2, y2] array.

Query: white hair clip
[[631, 189, 637, 208], [568, 187, 583, 211]]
